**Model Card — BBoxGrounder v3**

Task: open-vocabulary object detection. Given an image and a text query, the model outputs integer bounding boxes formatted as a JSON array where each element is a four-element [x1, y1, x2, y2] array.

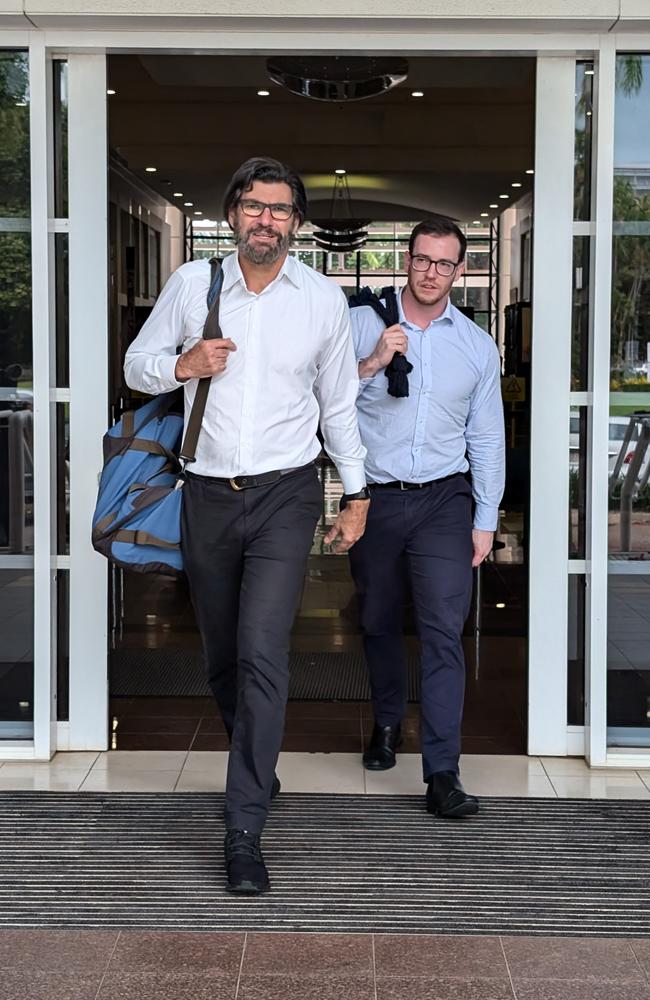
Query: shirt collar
[[397, 287, 454, 329], [221, 250, 302, 292]]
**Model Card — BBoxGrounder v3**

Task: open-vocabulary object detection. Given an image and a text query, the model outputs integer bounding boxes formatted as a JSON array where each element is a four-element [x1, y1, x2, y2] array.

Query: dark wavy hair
[[223, 157, 308, 227], [409, 216, 467, 262]]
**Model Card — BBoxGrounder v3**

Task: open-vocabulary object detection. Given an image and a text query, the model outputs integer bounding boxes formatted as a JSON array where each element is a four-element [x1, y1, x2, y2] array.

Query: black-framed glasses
[[239, 198, 295, 221], [410, 254, 460, 277]]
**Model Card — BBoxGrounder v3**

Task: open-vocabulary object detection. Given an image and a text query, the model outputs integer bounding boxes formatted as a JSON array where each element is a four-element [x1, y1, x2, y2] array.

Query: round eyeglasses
[[239, 199, 295, 221], [410, 254, 459, 277]]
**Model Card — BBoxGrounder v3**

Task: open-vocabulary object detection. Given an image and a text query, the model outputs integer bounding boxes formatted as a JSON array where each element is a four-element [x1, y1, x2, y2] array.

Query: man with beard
[[349, 217, 505, 818], [124, 157, 369, 894]]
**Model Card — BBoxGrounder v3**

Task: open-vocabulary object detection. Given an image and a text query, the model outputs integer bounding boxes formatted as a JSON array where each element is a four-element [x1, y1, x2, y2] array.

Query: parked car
[[569, 414, 649, 478]]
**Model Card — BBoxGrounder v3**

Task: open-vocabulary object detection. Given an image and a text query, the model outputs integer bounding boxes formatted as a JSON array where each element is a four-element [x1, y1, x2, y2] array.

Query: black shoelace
[[226, 832, 263, 862]]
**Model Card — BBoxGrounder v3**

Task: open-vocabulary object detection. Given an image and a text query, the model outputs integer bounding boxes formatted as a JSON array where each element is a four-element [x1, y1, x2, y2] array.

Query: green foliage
[[0, 53, 30, 217], [611, 178, 650, 381]]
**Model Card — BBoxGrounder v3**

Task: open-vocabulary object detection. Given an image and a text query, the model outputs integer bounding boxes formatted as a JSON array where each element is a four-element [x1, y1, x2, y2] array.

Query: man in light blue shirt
[[349, 217, 505, 818]]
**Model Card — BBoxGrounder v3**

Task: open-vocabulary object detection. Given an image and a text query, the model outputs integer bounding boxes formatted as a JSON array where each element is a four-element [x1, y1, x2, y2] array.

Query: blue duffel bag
[[91, 257, 223, 575]]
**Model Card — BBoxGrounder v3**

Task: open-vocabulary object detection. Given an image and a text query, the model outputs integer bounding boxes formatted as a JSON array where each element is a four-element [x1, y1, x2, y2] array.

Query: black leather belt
[[188, 462, 313, 491], [369, 472, 461, 491]]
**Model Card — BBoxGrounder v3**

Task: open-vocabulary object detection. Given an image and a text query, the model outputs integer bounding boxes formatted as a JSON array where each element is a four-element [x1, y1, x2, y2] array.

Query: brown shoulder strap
[[179, 258, 223, 465]]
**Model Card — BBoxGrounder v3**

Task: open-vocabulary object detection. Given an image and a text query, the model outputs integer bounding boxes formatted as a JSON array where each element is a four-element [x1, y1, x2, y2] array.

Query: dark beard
[[234, 221, 292, 265]]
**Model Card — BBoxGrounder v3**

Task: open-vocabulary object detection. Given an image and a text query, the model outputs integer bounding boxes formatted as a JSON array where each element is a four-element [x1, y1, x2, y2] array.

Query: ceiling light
[[334, 168, 346, 175], [480, 212, 489, 217], [184, 201, 194, 207], [267, 55, 408, 102], [145, 166, 157, 173], [586, 110, 592, 117], [15, 101, 27, 107], [257, 89, 270, 97], [585, 69, 594, 76], [194, 210, 202, 215], [526, 169, 534, 175], [411, 90, 424, 98], [499, 194, 509, 199], [106, 89, 116, 96], [496, 602, 506, 609], [511, 182, 522, 188], [489, 203, 498, 209], [173, 192, 183, 198], [472, 220, 480, 225]]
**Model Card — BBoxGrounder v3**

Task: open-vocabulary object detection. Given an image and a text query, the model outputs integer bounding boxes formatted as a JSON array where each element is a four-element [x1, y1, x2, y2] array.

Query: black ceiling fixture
[[266, 56, 408, 102], [311, 173, 371, 253]]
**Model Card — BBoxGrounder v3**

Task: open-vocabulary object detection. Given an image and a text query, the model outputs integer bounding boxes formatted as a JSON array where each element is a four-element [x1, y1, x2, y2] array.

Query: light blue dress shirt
[[350, 290, 506, 531]]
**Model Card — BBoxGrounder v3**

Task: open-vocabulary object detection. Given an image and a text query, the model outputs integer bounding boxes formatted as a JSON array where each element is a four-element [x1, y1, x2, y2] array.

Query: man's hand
[[358, 324, 409, 379], [472, 529, 494, 568], [324, 500, 370, 553], [175, 338, 237, 382]]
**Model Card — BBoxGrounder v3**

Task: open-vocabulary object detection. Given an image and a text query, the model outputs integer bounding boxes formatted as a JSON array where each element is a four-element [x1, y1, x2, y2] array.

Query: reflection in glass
[[0, 231, 33, 555], [568, 575, 585, 725], [56, 403, 70, 555], [0, 569, 34, 735], [571, 236, 590, 391], [53, 60, 68, 219], [574, 62, 594, 222], [607, 574, 650, 746], [57, 570, 69, 721], [569, 406, 587, 559], [0, 52, 30, 218], [55, 232, 69, 386]]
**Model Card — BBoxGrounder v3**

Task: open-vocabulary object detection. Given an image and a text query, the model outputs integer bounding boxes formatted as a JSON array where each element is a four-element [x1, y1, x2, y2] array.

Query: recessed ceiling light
[[585, 69, 594, 76], [106, 89, 116, 96], [194, 210, 202, 215], [489, 203, 499, 209], [526, 169, 534, 175], [334, 168, 346, 175], [184, 201, 194, 207], [496, 602, 506, 609], [145, 166, 157, 173], [257, 89, 270, 97], [499, 194, 509, 199], [586, 110, 592, 117], [15, 101, 27, 107], [173, 192, 183, 198], [472, 220, 480, 225], [511, 182, 522, 188], [411, 90, 424, 98], [480, 212, 489, 217]]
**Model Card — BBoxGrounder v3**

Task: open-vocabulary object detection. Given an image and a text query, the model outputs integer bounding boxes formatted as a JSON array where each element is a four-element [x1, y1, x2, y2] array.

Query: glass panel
[[56, 570, 69, 721], [56, 403, 70, 555], [0, 233, 33, 555], [53, 60, 68, 219], [569, 406, 587, 559], [0, 52, 30, 218], [568, 575, 585, 725], [607, 574, 650, 746], [571, 235, 590, 391], [55, 232, 69, 386], [574, 61, 594, 222], [0, 568, 34, 737]]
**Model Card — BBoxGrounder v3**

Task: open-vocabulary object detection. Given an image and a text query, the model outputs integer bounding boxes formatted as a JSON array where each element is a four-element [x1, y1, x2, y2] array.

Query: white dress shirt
[[124, 253, 367, 493]]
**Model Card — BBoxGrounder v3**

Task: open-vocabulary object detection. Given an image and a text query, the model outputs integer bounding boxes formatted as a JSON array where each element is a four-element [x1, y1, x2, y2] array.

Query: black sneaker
[[224, 830, 270, 895], [271, 774, 281, 800]]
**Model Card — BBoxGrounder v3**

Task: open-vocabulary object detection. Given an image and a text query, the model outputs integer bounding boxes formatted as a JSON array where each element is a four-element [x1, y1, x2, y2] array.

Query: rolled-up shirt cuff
[[473, 502, 499, 532], [336, 461, 367, 495]]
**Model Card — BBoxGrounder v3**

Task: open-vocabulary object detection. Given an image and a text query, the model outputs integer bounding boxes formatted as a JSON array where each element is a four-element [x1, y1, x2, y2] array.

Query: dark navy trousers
[[349, 474, 474, 780], [181, 464, 322, 834]]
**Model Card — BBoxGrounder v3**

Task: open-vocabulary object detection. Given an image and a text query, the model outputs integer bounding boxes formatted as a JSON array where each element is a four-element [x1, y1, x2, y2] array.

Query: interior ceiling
[[107, 55, 535, 225]]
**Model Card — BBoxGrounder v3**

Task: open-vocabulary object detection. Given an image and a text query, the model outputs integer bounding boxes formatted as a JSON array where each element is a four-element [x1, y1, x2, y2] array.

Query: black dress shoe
[[426, 770, 479, 818], [224, 830, 270, 895], [363, 723, 402, 771], [271, 774, 281, 800]]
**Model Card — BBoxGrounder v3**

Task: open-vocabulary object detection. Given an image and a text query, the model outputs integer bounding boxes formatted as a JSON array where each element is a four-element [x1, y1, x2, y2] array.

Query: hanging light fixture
[[311, 173, 371, 253], [267, 56, 408, 102]]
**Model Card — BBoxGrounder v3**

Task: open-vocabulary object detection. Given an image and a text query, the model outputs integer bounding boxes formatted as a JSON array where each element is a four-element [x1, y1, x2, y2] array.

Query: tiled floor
[[1, 750, 649, 798], [0, 930, 649, 1000]]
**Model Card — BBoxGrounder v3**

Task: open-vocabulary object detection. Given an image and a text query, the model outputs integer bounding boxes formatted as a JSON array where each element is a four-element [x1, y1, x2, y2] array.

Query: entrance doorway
[[105, 53, 535, 755]]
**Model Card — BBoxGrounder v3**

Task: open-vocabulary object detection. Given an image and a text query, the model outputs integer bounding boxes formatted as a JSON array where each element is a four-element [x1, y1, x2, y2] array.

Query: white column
[[527, 57, 576, 755], [29, 36, 56, 760], [585, 37, 616, 766], [67, 53, 109, 750]]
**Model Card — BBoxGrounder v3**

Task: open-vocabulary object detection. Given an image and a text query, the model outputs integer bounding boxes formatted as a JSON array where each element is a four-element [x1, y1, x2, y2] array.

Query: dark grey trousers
[[181, 464, 322, 833]]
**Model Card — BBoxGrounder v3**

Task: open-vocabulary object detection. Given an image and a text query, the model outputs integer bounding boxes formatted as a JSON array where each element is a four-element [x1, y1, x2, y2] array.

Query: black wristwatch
[[339, 486, 371, 510]]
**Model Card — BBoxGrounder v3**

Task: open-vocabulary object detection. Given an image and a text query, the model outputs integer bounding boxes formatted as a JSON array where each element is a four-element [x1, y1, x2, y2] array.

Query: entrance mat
[[110, 649, 421, 701], [1, 792, 649, 936]]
